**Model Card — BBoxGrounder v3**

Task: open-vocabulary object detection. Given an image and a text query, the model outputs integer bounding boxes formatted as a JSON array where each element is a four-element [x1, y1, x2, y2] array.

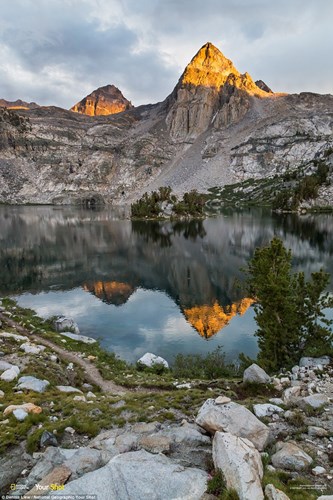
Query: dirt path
[[0, 313, 130, 395]]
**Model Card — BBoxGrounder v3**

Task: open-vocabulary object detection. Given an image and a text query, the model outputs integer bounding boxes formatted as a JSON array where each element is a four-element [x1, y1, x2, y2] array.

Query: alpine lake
[[1, 205, 333, 365]]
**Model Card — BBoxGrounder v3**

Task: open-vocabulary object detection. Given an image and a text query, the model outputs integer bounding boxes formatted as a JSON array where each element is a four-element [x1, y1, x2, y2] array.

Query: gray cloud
[[0, 0, 332, 107]]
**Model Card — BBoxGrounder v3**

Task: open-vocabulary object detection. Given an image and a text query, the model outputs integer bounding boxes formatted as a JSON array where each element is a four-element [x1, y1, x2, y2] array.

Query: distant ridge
[[70, 84, 134, 116], [0, 99, 40, 110]]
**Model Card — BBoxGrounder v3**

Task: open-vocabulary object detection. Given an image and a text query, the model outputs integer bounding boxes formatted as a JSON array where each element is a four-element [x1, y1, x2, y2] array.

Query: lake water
[[0, 205, 332, 364]]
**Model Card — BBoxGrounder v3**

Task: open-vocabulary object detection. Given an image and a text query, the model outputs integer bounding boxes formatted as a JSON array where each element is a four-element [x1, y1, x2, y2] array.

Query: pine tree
[[245, 237, 333, 372]]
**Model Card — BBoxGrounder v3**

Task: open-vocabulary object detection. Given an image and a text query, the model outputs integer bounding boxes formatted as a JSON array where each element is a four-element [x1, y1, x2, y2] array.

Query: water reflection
[[0, 205, 332, 362]]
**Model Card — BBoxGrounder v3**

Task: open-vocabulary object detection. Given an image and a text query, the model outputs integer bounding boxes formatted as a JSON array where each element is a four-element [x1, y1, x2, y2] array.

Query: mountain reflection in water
[[0, 205, 332, 363]]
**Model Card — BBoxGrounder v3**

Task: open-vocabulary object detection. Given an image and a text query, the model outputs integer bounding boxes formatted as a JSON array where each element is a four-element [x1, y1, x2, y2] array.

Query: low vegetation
[[172, 347, 240, 379], [206, 149, 333, 213], [272, 160, 331, 211]]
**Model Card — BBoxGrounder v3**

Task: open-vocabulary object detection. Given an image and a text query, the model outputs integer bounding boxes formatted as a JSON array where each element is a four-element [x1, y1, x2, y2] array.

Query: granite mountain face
[[0, 42, 332, 205], [70, 84, 134, 117]]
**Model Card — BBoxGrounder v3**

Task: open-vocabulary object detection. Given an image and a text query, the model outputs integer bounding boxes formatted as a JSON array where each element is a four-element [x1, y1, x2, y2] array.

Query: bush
[[172, 347, 239, 379], [131, 187, 207, 218]]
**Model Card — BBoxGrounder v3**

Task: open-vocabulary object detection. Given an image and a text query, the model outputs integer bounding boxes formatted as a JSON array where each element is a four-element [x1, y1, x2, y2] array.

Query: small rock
[[265, 483, 290, 500], [73, 395, 86, 402], [67, 362, 74, 370], [50, 354, 58, 362], [269, 398, 284, 405], [0, 331, 28, 342], [175, 382, 192, 389], [0, 365, 20, 382], [267, 465, 276, 473], [56, 385, 83, 394], [298, 394, 329, 409], [271, 441, 313, 471], [60, 331, 97, 343], [137, 352, 169, 369], [0, 390, 4, 398], [82, 383, 93, 391], [0, 360, 14, 372], [139, 434, 171, 454], [20, 342, 42, 354], [65, 427, 76, 435], [280, 377, 290, 387], [4, 403, 42, 417], [13, 408, 28, 421], [215, 396, 231, 405], [253, 404, 284, 418], [283, 386, 301, 404], [312, 466, 326, 476], [16, 375, 50, 393], [54, 316, 80, 334], [308, 426, 328, 437], [86, 391, 96, 399], [40, 430, 58, 448], [243, 363, 271, 384], [89, 408, 102, 417]]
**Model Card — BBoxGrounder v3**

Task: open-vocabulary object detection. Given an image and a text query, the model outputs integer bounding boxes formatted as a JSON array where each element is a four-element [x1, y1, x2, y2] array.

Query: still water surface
[[0, 205, 332, 364]]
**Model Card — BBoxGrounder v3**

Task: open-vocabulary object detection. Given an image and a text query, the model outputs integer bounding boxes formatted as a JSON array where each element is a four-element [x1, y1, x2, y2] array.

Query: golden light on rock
[[184, 298, 254, 338], [71, 84, 133, 116], [83, 281, 134, 305], [180, 42, 268, 96]]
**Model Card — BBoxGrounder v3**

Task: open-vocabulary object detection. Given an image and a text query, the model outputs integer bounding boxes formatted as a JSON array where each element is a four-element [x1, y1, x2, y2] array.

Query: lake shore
[[0, 298, 333, 498]]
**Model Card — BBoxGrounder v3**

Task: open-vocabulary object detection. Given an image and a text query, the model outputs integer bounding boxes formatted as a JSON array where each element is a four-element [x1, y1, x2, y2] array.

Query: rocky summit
[[0, 42, 332, 206], [70, 84, 133, 117]]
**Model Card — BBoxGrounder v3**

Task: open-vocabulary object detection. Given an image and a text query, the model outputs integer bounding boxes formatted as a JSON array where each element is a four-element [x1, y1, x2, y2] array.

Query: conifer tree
[[245, 237, 333, 372]]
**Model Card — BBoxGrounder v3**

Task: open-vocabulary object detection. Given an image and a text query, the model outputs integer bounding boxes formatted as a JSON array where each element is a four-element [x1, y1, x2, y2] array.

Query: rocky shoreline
[[0, 299, 333, 499]]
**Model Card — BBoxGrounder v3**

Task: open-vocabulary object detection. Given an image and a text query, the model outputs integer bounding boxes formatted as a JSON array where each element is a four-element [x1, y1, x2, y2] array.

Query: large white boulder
[[243, 363, 271, 384], [48, 449, 208, 500], [271, 441, 313, 471], [213, 431, 264, 500], [196, 399, 270, 450], [137, 352, 169, 369]]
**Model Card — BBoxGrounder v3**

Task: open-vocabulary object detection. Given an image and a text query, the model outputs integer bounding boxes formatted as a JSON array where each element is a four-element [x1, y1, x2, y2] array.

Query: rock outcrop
[[213, 431, 264, 500], [166, 42, 269, 141], [71, 84, 133, 116], [48, 449, 209, 500], [195, 399, 270, 450]]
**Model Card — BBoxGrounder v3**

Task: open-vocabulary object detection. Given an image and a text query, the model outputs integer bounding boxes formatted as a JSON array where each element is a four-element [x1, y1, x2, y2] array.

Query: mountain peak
[[180, 42, 240, 89], [71, 84, 133, 116]]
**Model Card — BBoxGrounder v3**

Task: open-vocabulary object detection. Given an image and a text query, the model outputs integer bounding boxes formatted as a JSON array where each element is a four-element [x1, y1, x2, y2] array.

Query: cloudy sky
[[0, 0, 332, 108]]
